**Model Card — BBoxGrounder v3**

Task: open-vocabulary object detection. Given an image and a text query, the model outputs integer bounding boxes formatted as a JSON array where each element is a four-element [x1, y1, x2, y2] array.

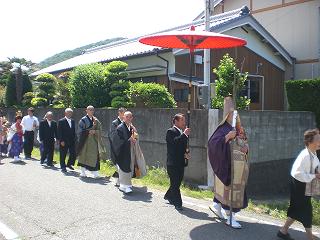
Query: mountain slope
[[37, 37, 125, 69]]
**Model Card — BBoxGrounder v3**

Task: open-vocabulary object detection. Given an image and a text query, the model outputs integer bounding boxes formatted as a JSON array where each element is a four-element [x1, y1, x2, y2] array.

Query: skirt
[[287, 177, 312, 228]]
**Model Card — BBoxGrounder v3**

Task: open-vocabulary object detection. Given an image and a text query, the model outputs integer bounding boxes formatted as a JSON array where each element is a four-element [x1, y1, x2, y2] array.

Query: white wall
[[213, 0, 320, 79], [225, 28, 286, 70]]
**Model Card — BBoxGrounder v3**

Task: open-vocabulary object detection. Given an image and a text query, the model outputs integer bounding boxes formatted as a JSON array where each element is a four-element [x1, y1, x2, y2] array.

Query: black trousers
[[165, 165, 184, 207], [24, 131, 34, 157], [41, 140, 55, 165], [59, 144, 76, 169]]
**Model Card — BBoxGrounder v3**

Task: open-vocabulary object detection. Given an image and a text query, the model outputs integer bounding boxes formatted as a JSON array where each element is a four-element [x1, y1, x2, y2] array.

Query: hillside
[[36, 37, 125, 69]]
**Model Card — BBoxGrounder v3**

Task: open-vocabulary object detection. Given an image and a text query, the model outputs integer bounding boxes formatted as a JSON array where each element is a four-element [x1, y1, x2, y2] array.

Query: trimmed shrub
[[285, 78, 320, 127], [22, 92, 35, 107], [110, 80, 132, 108], [34, 73, 57, 105], [31, 97, 47, 107], [129, 82, 176, 108]]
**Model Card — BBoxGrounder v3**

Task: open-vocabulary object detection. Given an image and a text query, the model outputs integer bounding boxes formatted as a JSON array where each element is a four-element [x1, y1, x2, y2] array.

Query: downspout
[[292, 57, 296, 80], [155, 49, 170, 92]]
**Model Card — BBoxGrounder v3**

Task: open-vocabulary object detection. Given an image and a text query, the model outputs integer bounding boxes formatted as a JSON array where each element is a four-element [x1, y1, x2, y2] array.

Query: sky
[[0, 0, 204, 63]]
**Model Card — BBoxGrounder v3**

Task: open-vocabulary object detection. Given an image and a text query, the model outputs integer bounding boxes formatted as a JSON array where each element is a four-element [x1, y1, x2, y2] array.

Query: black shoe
[[67, 165, 75, 170], [175, 205, 183, 211], [47, 164, 54, 167], [61, 168, 67, 173], [277, 230, 294, 240]]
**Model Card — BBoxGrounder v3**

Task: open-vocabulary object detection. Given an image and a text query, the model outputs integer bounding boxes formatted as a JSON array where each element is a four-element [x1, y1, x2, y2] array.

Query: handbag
[[305, 150, 320, 196]]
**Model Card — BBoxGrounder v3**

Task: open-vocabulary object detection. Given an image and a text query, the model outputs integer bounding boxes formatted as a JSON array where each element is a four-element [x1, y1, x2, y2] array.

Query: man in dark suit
[[57, 108, 77, 173], [39, 111, 57, 167], [164, 113, 190, 211], [109, 107, 126, 180]]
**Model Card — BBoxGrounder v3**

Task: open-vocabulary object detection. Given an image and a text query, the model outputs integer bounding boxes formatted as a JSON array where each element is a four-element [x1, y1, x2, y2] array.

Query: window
[[174, 89, 188, 102], [240, 78, 260, 103]]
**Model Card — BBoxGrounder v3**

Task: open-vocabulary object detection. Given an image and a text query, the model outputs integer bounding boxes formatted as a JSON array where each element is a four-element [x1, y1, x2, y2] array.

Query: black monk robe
[[113, 122, 133, 173]]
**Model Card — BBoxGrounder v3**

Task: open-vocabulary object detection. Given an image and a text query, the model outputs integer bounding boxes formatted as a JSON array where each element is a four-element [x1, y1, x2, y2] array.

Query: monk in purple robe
[[208, 97, 249, 229]]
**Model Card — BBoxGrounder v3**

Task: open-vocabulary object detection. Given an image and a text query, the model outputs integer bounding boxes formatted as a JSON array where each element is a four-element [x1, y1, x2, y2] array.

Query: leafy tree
[[5, 72, 33, 107], [129, 82, 176, 108], [55, 79, 72, 107], [34, 73, 57, 105], [211, 54, 250, 109], [69, 63, 110, 107], [70, 61, 129, 108]]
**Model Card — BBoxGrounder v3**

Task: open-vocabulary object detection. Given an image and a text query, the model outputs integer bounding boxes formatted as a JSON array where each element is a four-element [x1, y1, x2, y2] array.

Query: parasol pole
[[229, 47, 238, 227], [185, 46, 194, 167]]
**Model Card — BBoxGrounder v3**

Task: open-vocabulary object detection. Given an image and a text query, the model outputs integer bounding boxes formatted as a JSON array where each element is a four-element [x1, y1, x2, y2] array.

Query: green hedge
[[285, 78, 320, 127], [129, 82, 176, 108]]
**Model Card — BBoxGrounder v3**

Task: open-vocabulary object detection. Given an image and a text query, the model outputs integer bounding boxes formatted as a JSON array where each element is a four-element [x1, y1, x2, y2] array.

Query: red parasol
[[139, 26, 246, 127], [140, 26, 246, 168]]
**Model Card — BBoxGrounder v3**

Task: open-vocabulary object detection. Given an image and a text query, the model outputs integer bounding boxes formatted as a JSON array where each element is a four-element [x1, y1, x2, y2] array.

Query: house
[[32, 6, 292, 110], [195, 0, 320, 80]]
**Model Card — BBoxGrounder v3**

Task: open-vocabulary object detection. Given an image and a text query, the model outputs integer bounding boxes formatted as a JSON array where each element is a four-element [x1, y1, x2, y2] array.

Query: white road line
[[0, 221, 20, 240], [183, 200, 320, 236]]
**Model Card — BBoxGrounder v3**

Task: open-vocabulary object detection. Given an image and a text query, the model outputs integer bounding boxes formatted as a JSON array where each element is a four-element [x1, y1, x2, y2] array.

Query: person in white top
[[21, 107, 39, 159], [278, 129, 320, 240]]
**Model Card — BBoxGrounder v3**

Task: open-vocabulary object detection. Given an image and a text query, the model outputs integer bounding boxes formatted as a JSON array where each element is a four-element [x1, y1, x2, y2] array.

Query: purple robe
[[208, 121, 232, 186], [208, 121, 248, 211]]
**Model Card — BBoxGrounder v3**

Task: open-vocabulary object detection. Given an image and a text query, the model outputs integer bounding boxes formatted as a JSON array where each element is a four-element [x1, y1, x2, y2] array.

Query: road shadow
[[79, 176, 110, 185], [189, 221, 315, 240], [42, 165, 60, 171], [10, 160, 27, 165], [122, 186, 153, 203], [62, 171, 81, 177], [177, 206, 216, 221]]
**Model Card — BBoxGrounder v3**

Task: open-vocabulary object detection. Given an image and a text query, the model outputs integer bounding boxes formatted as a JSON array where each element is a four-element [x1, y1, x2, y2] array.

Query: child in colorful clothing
[[8, 115, 24, 162]]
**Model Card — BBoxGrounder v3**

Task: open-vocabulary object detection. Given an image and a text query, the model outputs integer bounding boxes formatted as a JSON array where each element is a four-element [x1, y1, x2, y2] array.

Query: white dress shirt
[[21, 115, 39, 131], [47, 120, 51, 127], [291, 148, 320, 183], [174, 125, 188, 138], [65, 117, 72, 128], [174, 126, 183, 135]]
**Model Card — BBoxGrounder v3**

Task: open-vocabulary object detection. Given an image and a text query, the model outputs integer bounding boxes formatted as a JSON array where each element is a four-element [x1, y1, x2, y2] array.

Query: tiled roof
[[32, 7, 251, 76]]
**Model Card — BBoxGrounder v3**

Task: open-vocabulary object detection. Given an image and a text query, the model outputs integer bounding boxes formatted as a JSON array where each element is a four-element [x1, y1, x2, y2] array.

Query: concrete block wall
[[4, 108, 317, 196]]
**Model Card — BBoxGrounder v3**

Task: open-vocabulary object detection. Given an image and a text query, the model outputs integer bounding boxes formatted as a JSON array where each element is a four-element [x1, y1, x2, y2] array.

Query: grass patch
[[30, 148, 320, 225]]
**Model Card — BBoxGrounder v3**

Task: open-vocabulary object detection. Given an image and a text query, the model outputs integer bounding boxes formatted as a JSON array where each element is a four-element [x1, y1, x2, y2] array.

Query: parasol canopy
[[139, 26, 247, 50]]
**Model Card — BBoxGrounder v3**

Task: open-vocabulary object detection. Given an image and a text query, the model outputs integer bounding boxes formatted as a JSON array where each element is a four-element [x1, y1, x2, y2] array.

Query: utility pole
[[204, 0, 212, 109]]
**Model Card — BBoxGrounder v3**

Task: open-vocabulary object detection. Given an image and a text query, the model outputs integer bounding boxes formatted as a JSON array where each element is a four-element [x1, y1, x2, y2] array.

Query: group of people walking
[[0, 106, 147, 193], [0, 99, 319, 239]]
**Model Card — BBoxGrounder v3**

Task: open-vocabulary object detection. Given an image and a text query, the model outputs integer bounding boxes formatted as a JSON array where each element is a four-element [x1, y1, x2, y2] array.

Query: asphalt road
[[0, 157, 318, 240]]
